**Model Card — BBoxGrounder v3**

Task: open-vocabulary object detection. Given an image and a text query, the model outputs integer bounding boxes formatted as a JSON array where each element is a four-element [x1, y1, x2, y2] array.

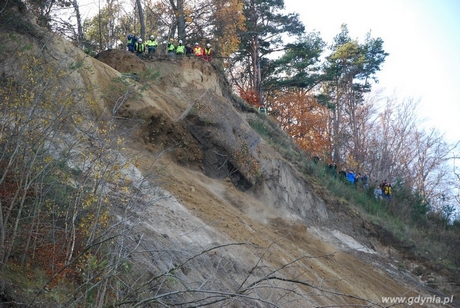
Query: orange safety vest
[[194, 46, 203, 56]]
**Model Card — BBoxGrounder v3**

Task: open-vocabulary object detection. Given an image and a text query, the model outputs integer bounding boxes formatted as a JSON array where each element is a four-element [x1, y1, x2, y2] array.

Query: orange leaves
[[16, 222, 84, 286], [239, 88, 260, 106], [213, 0, 246, 58], [269, 89, 331, 158]]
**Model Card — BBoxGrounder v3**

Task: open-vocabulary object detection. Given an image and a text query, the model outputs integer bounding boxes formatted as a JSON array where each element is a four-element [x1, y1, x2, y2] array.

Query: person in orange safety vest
[[193, 42, 203, 58]]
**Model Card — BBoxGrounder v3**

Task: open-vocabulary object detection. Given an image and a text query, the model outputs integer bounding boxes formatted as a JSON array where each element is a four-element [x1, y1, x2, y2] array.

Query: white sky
[[284, 0, 460, 144]]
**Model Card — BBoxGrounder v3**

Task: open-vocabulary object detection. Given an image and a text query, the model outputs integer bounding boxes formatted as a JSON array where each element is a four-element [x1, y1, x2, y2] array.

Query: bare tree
[[0, 54, 81, 265], [411, 128, 459, 209], [363, 96, 419, 182], [362, 94, 460, 212]]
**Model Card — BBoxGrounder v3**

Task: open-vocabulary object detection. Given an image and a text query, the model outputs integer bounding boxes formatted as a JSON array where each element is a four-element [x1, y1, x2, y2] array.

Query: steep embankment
[[0, 7, 455, 303], [90, 50, 454, 307]]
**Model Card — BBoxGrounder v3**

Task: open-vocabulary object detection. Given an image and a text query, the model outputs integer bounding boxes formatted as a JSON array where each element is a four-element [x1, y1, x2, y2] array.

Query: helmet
[[150, 35, 154, 39], [206, 43, 211, 48], [179, 40, 183, 44], [138, 38, 142, 42], [195, 42, 199, 46], [170, 38, 174, 41]]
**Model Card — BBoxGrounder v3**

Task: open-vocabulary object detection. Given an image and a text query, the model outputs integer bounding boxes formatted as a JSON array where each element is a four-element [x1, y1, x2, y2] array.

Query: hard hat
[[195, 42, 199, 46], [138, 38, 142, 42], [170, 38, 174, 41], [150, 35, 154, 39], [206, 43, 211, 48], [179, 40, 183, 44]]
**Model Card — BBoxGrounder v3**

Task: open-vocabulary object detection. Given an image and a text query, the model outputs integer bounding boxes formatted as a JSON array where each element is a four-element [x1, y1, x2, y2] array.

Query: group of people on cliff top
[[127, 33, 213, 61]]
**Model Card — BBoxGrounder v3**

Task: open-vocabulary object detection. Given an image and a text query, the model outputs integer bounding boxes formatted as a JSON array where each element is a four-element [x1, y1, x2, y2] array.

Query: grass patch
[[248, 116, 304, 164]]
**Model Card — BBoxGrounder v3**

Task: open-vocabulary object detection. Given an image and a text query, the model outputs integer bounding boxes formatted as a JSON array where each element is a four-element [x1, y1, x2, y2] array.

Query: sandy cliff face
[[0, 17, 455, 304], [89, 50, 452, 306]]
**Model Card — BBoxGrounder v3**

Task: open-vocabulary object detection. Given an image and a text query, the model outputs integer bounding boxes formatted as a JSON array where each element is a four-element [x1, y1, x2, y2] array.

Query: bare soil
[[90, 49, 460, 307]]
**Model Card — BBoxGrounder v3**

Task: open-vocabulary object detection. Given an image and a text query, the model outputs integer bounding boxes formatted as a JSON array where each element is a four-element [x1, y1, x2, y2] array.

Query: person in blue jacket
[[347, 170, 355, 184]]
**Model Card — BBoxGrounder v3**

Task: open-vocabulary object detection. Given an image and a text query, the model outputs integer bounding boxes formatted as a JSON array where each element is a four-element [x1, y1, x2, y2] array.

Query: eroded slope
[[93, 50, 452, 307]]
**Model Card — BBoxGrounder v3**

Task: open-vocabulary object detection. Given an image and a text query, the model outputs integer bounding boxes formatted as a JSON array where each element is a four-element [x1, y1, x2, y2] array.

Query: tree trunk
[[72, 0, 84, 49], [136, 0, 145, 40], [249, 0, 261, 103], [332, 80, 342, 164], [169, 0, 186, 41], [98, 0, 102, 50], [177, 0, 186, 41], [253, 34, 261, 100]]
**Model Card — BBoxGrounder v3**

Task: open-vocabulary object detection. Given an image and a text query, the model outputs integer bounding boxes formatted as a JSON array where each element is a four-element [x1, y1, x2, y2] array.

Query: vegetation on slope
[[248, 112, 460, 297], [0, 2, 459, 307]]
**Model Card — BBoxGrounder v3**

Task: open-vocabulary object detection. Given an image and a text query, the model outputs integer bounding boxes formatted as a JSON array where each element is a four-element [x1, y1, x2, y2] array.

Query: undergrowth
[[249, 112, 460, 282]]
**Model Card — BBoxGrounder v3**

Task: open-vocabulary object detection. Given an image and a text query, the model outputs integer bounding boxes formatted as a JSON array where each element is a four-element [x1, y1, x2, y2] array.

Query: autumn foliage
[[239, 88, 260, 106], [213, 0, 246, 58], [268, 89, 331, 159], [0, 54, 120, 293]]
